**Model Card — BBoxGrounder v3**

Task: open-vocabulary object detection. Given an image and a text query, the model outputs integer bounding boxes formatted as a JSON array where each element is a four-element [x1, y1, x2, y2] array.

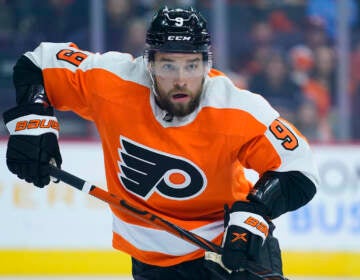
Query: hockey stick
[[49, 165, 288, 280]]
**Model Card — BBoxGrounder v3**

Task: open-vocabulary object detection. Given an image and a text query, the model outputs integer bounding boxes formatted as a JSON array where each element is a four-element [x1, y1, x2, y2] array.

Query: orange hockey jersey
[[24, 42, 319, 266]]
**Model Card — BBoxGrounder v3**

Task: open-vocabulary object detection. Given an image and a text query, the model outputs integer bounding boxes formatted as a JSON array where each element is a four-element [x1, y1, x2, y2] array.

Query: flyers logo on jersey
[[118, 136, 207, 200]]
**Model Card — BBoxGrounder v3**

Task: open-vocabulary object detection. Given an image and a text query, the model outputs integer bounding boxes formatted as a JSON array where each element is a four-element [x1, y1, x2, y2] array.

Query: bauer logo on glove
[[3, 103, 62, 188], [6, 113, 59, 137], [221, 201, 270, 271], [14, 118, 59, 132], [232, 213, 269, 243]]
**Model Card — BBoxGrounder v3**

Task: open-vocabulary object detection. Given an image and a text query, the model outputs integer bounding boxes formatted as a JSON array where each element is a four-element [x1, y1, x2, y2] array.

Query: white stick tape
[[82, 181, 92, 193]]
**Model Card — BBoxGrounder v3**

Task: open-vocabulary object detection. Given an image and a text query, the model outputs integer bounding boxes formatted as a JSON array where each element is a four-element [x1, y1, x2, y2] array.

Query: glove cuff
[[3, 103, 54, 123], [228, 201, 270, 243], [230, 201, 268, 218], [3, 104, 59, 138], [228, 211, 269, 243]]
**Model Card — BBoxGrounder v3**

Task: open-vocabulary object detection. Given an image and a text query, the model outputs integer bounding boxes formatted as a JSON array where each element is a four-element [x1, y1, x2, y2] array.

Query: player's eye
[[162, 64, 176, 71], [185, 63, 198, 72]]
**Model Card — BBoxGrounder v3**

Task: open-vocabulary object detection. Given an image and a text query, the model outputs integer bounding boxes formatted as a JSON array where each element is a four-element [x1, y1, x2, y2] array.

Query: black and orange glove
[[221, 201, 270, 271], [3, 103, 62, 188]]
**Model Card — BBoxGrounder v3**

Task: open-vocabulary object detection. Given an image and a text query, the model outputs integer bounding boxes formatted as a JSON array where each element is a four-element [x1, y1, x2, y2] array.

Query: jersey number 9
[[269, 119, 299, 151]]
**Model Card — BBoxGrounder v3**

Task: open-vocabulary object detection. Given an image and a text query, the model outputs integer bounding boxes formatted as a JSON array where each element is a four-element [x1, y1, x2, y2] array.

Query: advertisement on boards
[[0, 142, 359, 251]]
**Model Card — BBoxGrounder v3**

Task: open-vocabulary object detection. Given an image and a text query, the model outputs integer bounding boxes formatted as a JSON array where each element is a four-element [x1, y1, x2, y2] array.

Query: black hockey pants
[[131, 234, 283, 280]]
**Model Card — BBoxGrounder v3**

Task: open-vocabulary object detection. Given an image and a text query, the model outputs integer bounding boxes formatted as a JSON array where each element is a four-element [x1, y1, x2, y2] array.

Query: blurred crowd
[[0, 0, 360, 142]]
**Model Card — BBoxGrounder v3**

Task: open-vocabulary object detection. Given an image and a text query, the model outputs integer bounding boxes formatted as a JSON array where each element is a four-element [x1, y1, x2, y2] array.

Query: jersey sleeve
[[238, 110, 319, 188], [22, 42, 135, 121], [22, 42, 93, 120]]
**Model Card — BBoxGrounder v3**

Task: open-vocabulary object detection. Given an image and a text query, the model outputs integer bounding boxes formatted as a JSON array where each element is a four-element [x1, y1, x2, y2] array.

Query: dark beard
[[154, 81, 203, 117], [156, 93, 201, 117]]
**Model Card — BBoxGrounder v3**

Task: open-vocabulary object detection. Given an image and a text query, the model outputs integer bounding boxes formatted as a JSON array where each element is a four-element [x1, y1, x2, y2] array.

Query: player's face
[[151, 52, 207, 117]]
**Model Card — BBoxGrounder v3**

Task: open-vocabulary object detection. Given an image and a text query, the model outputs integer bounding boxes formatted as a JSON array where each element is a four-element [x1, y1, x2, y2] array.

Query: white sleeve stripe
[[229, 211, 268, 242], [6, 114, 59, 138]]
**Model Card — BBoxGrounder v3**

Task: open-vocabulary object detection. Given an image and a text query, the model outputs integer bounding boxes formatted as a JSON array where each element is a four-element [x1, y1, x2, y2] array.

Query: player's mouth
[[171, 93, 190, 102]]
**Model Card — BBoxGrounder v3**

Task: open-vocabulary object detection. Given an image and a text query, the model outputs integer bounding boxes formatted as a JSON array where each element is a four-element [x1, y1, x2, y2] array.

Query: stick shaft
[[49, 165, 222, 253], [48, 165, 287, 280]]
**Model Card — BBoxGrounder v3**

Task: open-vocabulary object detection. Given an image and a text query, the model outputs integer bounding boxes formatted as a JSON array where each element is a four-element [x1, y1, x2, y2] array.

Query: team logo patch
[[118, 136, 207, 200]]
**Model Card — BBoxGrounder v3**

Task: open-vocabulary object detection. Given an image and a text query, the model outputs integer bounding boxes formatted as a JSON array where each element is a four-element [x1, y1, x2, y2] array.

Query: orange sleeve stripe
[[238, 136, 282, 174], [43, 67, 150, 121], [43, 68, 93, 119]]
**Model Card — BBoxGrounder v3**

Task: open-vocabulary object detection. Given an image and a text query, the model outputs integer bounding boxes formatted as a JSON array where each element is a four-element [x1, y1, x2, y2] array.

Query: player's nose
[[173, 69, 187, 87]]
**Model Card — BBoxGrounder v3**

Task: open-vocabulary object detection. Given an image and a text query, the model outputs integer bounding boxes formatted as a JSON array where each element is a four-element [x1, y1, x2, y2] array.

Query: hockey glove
[[3, 103, 62, 188], [221, 201, 269, 271]]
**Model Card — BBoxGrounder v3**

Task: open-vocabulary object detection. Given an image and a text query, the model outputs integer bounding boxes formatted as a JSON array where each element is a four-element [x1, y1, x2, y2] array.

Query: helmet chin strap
[[144, 58, 158, 97], [149, 71, 159, 98], [148, 72, 173, 122], [144, 59, 173, 121]]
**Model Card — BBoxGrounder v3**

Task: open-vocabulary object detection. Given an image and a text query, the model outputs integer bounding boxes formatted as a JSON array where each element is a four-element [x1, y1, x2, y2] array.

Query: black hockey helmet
[[145, 6, 211, 63]]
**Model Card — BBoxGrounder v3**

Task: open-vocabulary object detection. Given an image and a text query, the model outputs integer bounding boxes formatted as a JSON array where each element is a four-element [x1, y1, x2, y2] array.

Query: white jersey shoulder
[[202, 74, 279, 126], [85, 52, 150, 88], [25, 42, 92, 71], [24, 42, 150, 88]]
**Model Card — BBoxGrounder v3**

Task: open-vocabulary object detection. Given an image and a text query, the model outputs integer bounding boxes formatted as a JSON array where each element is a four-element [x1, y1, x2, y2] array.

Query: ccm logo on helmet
[[15, 119, 59, 131], [167, 35, 192, 41]]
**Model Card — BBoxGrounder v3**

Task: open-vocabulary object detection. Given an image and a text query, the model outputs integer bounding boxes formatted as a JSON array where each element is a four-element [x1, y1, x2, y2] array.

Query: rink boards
[[0, 141, 359, 276]]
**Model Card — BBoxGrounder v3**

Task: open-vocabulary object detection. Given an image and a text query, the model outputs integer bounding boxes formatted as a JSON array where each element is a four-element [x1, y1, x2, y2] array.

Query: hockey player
[[3, 6, 318, 280]]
